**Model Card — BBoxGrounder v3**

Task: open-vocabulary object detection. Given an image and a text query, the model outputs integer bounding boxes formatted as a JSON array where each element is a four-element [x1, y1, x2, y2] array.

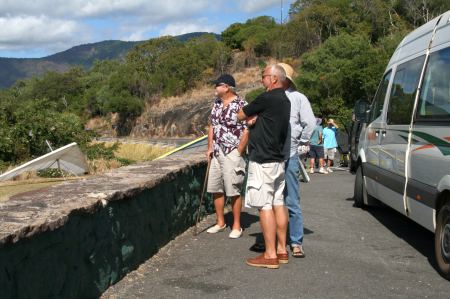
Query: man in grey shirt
[[278, 63, 316, 258]]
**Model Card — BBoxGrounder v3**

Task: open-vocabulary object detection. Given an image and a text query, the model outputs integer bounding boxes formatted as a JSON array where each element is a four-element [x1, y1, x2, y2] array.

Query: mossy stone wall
[[0, 153, 212, 298]]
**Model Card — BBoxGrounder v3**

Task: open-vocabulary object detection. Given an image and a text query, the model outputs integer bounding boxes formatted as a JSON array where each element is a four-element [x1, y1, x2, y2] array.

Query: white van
[[353, 10, 450, 279]]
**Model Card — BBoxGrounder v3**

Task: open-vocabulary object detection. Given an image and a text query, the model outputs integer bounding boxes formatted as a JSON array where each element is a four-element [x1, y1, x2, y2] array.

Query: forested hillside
[[0, 32, 216, 89], [1, 0, 449, 170]]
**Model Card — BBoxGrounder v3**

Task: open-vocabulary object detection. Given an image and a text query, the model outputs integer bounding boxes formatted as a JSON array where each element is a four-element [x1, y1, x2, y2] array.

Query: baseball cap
[[210, 74, 236, 87]]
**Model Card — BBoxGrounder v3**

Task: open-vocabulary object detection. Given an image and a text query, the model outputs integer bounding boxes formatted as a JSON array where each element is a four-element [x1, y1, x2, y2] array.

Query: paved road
[[103, 169, 450, 298]]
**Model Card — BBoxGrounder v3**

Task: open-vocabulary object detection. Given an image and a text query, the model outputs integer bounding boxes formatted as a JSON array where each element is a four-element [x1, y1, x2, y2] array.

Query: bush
[[37, 168, 72, 178], [244, 88, 265, 103]]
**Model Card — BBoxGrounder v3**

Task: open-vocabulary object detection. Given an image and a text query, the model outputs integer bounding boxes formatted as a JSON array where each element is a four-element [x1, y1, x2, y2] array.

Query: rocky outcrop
[[131, 97, 211, 138]]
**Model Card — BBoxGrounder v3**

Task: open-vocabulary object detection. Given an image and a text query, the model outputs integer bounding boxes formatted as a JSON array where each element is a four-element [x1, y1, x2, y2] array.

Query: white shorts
[[207, 148, 246, 197], [324, 148, 337, 160], [245, 161, 285, 210]]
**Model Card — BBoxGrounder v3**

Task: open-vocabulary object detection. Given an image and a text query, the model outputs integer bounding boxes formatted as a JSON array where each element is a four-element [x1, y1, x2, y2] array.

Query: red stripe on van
[[413, 144, 434, 152]]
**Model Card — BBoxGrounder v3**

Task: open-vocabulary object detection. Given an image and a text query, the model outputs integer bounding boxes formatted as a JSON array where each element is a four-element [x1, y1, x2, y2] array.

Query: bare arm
[[237, 128, 249, 155], [238, 108, 258, 126], [237, 108, 247, 121], [206, 125, 213, 159]]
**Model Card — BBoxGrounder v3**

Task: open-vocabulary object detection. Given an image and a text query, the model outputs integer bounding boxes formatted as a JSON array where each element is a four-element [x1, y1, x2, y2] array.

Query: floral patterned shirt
[[210, 96, 247, 157]]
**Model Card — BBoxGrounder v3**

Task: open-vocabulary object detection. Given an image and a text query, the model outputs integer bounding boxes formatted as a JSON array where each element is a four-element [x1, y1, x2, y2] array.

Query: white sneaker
[[319, 167, 328, 174], [309, 168, 314, 174], [327, 167, 333, 173], [206, 224, 226, 234], [229, 228, 243, 239]]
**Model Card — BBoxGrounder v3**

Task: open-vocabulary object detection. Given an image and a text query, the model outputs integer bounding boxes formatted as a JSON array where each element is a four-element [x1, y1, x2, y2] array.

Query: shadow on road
[[344, 193, 442, 278], [224, 211, 259, 229], [247, 227, 314, 252], [365, 206, 438, 274]]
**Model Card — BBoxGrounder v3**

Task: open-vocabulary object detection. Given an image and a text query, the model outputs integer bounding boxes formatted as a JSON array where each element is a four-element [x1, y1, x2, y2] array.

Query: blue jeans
[[284, 154, 303, 246]]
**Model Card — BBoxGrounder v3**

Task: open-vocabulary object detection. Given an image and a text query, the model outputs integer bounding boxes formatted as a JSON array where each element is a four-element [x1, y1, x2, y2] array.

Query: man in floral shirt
[[206, 74, 249, 239]]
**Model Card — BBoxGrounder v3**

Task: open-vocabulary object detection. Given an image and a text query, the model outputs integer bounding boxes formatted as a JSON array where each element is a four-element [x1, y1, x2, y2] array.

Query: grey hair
[[271, 65, 287, 83], [229, 86, 238, 94]]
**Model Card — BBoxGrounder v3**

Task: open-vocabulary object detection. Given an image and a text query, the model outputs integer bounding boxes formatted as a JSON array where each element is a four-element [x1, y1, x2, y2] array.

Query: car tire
[[435, 201, 450, 280], [353, 165, 365, 208]]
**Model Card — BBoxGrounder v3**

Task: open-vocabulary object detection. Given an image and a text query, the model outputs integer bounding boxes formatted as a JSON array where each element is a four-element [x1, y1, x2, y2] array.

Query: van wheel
[[435, 202, 450, 280], [353, 165, 365, 208]]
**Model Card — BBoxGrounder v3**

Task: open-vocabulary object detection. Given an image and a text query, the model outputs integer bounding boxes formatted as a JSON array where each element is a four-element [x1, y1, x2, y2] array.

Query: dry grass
[[86, 141, 174, 175], [0, 177, 79, 202], [147, 65, 265, 113], [1, 169, 40, 181], [87, 158, 123, 175], [98, 141, 174, 162], [149, 86, 212, 112]]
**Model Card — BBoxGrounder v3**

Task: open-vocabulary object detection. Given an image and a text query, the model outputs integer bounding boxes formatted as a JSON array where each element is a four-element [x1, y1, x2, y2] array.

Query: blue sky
[[0, 0, 294, 58]]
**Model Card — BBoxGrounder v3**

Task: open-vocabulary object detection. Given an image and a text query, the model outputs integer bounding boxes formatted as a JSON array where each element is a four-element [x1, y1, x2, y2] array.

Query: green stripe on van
[[396, 129, 450, 156]]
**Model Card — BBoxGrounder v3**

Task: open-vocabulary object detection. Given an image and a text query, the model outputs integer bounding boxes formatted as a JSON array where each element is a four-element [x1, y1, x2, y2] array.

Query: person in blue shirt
[[322, 119, 338, 173], [309, 117, 327, 174]]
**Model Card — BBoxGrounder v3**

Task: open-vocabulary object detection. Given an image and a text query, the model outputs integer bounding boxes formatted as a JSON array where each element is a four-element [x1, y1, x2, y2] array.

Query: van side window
[[369, 71, 391, 122], [387, 55, 425, 125], [417, 47, 450, 120]]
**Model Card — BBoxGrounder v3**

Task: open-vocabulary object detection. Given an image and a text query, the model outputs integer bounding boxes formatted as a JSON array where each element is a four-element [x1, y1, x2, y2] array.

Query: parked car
[[353, 10, 450, 279]]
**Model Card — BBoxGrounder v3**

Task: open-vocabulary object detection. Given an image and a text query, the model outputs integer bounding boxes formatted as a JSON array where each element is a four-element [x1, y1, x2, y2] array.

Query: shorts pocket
[[232, 166, 245, 188], [245, 164, 265, 208], [245, 178, 264, 208]]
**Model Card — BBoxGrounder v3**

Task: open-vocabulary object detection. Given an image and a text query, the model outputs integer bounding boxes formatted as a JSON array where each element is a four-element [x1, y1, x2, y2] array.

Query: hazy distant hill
[[0, 32, 219, 89]]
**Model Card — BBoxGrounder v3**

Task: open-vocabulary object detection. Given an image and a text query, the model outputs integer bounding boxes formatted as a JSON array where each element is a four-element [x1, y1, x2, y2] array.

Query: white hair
[[271, 65, 287, 83]]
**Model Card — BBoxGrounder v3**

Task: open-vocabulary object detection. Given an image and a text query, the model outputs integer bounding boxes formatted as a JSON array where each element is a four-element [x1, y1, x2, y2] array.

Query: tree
[[2, 98, 90, 163], [221, 16, 277, 56], [296, 33, 388, 125], [23, 68, 86, 114]]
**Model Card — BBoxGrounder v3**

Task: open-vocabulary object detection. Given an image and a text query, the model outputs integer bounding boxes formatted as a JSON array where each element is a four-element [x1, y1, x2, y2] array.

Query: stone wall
[[0, 153, 212, 298]]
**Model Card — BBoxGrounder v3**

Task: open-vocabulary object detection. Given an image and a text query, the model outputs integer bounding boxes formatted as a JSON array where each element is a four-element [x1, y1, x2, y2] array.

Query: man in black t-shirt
[[237, 65, 291, 269]]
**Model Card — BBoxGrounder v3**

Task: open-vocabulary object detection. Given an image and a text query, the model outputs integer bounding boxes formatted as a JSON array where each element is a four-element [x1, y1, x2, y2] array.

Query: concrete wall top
[[0, 152, 206, 247]]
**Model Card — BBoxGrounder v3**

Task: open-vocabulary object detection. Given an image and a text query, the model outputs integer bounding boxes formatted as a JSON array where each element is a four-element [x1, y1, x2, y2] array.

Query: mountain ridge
[[0, 32, 220, 89]]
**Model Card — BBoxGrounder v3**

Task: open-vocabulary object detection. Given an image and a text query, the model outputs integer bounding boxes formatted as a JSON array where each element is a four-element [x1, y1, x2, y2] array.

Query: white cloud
[[0, 0, 210, 20], [235, 0, 280, 13], [0, 0, 284, 57], [159, 20, 218, 37], [0, 0, 213, 55], [123, 29, 148, 41], [0, 15, 82, 49]]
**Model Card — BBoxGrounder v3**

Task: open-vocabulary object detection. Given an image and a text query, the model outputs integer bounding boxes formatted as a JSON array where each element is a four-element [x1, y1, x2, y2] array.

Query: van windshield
[[417, 47, 450, 121]]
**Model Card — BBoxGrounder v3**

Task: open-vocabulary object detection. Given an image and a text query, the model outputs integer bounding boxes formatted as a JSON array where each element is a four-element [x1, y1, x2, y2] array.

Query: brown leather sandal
[[292, 245, 305, 258]]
